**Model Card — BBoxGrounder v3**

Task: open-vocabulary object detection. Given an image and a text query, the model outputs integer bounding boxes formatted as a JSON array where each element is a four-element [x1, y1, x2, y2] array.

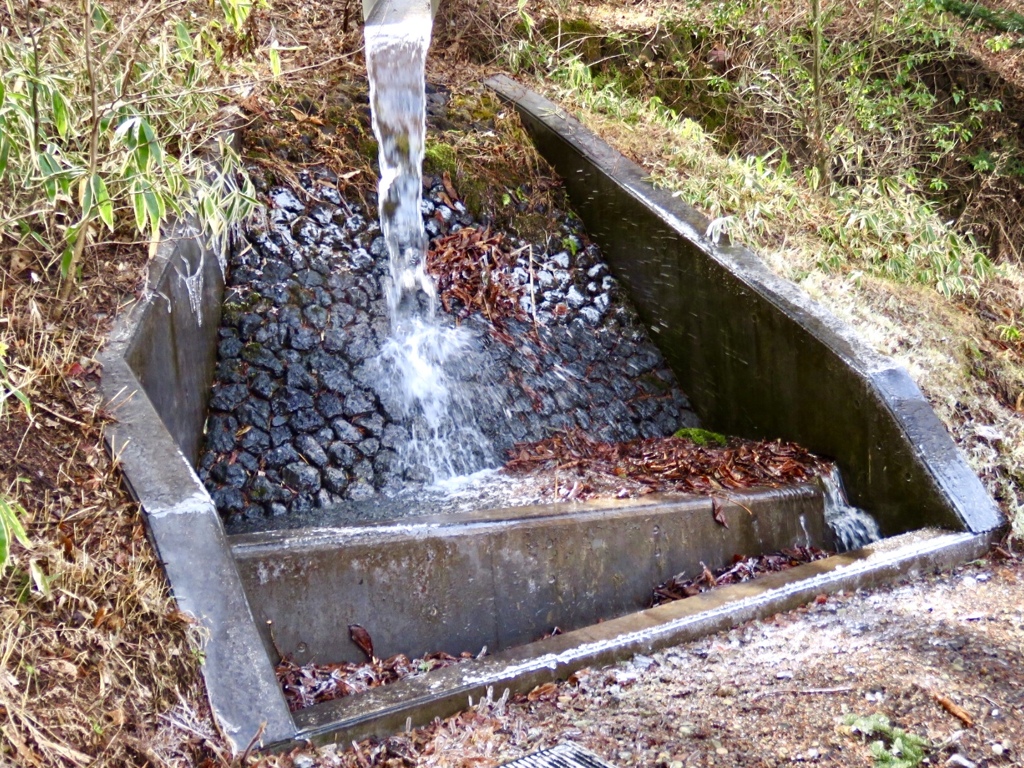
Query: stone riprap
[[198, 173, 700, 528]]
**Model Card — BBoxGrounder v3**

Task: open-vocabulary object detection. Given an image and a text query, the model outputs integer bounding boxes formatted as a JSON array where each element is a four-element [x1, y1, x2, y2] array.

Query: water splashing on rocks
[[364, 1, 493, 481]]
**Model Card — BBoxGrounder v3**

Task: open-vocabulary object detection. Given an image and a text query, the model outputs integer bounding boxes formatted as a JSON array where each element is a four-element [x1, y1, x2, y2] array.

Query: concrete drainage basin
[[101, 79, 1002, 751]]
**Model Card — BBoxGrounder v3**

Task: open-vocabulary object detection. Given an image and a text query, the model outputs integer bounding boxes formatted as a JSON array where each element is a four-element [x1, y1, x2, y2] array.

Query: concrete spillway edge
[[484, 75, 1002, 537], [287, 528, 994, 748], [99, 222, 295, 751]]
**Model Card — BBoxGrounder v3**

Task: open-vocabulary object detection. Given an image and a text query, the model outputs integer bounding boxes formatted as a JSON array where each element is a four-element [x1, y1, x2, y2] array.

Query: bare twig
[[751, 686, 853, 700], [31, 400, 92, 430], [238, 721, 267, 763]]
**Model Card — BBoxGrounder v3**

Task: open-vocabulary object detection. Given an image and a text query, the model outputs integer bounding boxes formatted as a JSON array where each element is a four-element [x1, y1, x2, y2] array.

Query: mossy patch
[[673, 427, 728, 447], [423, 87, 569, 242]]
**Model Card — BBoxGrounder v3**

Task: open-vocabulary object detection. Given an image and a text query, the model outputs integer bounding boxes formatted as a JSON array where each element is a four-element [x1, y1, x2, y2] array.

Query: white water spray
[[364, 0, 495, 482], [820, 465, 882, 551]]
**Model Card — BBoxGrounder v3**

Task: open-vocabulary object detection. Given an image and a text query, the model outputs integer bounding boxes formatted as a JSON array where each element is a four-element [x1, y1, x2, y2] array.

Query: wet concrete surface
[[231, 485, 829, 666]]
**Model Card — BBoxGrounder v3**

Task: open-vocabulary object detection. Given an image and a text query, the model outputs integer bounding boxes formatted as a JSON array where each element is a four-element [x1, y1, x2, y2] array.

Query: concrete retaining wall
[[485, 75, 1002, 538], [232, 486, 827, 665], [100, 224, 295, 750]]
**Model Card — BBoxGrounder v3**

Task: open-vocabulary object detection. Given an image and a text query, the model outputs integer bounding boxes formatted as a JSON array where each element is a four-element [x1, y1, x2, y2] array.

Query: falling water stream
[[364, 0, 496, 481], [821, 465, 882, 550]]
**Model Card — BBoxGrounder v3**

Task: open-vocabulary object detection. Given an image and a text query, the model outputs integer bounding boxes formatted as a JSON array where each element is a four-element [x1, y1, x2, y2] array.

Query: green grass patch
[[673, 428, 728, 447]]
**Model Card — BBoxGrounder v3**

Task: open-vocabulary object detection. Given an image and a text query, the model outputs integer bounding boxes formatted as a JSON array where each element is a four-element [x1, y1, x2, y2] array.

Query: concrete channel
[[99, 78, 1003, 751]]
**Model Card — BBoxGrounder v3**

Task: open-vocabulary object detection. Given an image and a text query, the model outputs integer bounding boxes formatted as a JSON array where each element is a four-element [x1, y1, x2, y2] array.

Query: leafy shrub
[[0, 0, 262, 295]]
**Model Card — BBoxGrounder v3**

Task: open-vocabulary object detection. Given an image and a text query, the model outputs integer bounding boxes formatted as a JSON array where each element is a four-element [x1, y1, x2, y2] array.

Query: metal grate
[[499, 744, 621, 768]]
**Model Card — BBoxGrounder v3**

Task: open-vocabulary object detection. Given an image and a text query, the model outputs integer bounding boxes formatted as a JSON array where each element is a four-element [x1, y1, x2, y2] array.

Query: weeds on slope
[[0, 0, 263, 298]]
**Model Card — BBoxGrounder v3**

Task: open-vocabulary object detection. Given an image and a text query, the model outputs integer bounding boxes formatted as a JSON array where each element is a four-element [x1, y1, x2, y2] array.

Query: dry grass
[[0, 252, 237, 765], [0, 0, 381, 763]]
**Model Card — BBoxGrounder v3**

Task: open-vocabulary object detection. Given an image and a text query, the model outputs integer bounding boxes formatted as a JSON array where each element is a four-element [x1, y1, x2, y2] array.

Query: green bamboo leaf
[[132, 183, 147, 232], [29, 561, 50, 597], [92, 174, 114, 231], [60, 244, 75, 278], [1, 497, 30, 550], [37, 149, 60, 177], [138, 119, 162, 168], [175, 21, 194, 61], [43, 176, 58, 204], [51, 90, 69, 138], [79, 174, 94, 217], [0, 137, 9, 179], [91, 3, 112, 32], [144, 188, 164, 235], [0, 491, 31, 573], [134, 139, 150, 172]]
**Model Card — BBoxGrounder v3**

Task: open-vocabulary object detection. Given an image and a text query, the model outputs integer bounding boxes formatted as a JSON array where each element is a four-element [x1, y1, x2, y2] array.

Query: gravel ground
[[257, 553, 1024, 768]]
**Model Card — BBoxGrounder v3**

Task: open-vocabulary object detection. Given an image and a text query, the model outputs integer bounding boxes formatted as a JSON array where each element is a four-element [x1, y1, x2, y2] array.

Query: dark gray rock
[[295, 434, 329, 468], [323, 467, 349, 494], [358, 438, 380, 456], [218, 336, 243, 359], [289, 326, 319, 351], [270, 187, 305, 213], [242, 344, 284, 376], [380, 424, 408, 449], [316, 392, 346, 420], [328, 441, 357, 467], [320, 367, 354, 395], [205, 415, 237, 453], [309, 203, 334, 226], [270, 425, 292, 448], [212, 487, 245, 514], [351, 460, 374, 483], [283, 462, 321, 493], [346, 480, 376, 500], [240, 427, 270, 453], [297, 269, 324, 289], [353, 412, 384, 436], [290, 408, 326, 433], [565, 286, 587, 310], [250, 372, 277, 400], [292, 217, 321, 245], [275, 387, 314, 413], [304, 304, 328, 329], [209, 383, 248, 411], [343, 390, 375, 417], [265, 444, 300, 468]]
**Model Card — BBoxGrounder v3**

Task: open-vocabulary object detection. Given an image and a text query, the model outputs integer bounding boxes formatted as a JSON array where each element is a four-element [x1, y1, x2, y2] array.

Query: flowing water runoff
[[365, 0, 496, 481]]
